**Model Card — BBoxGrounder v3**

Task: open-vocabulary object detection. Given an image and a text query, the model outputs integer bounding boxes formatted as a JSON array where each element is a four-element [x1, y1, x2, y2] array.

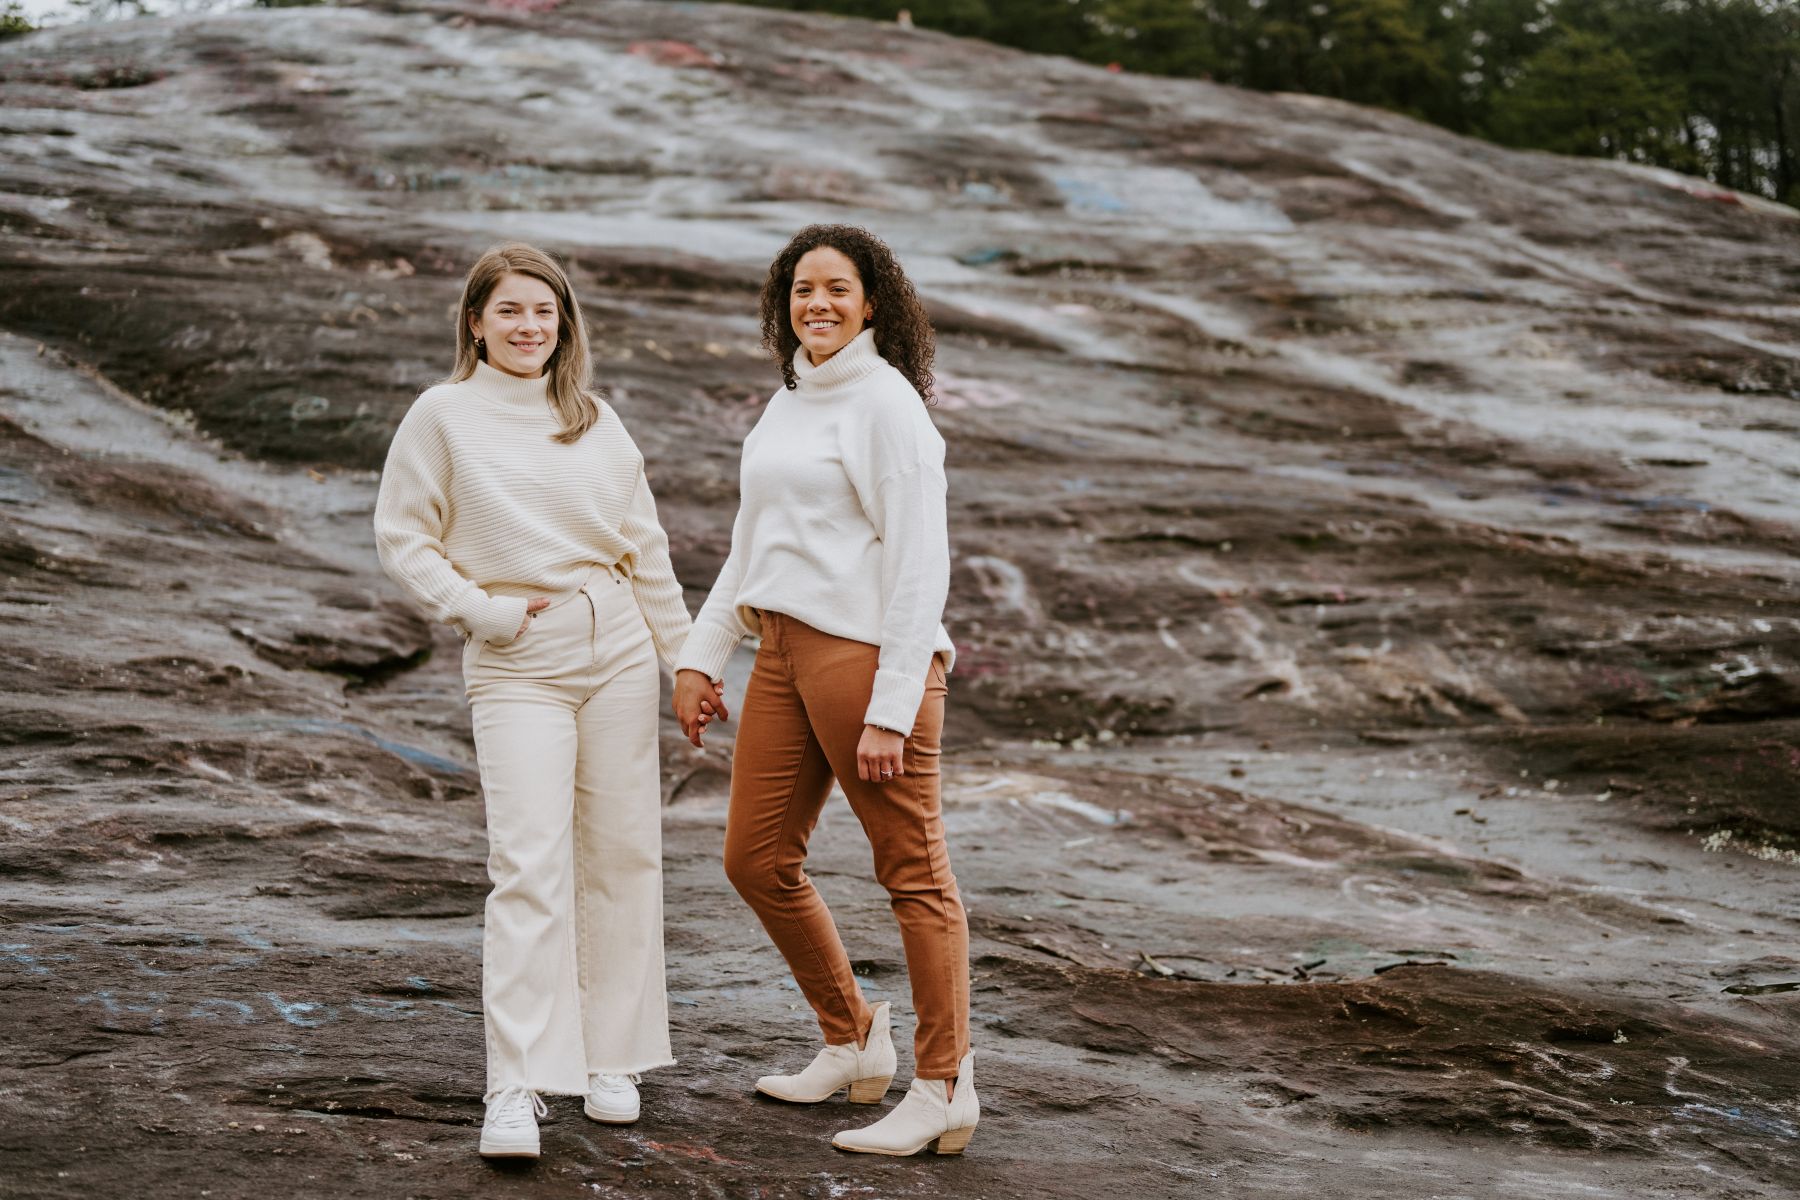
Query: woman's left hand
[[857, 725, 906, 784], [673, 669, 728, 749]]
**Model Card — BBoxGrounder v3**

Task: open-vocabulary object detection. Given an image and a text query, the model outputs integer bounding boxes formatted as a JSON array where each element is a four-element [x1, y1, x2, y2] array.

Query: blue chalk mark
[[262, 993, 337, 1028], [350, 998, 418, 1020], [404, 976, 433, 992], [428, 1000, 481, 1019], [1632, 495, 1711, 513], [1054, 177, 1128, 214], [956, 245, 1011, 266], [222, 717, 474, 776], [233, 930, 275, 951], [188, 998, 257, 1025], [1675, 1102, 1798, 1139], [1, 944, 51, 975], [387, 927, 477, 945], [1533, 483, 1711, 514], [77, 990, 169, 1029]]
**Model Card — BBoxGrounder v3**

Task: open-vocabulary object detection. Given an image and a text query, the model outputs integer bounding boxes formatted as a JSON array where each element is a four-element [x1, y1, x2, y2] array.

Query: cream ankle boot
[[831, 1050, 979, 1156], [756, 1001, 896, 1104]]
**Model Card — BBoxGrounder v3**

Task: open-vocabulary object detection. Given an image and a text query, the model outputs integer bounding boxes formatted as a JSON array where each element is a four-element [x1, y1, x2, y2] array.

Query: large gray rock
[[1, 4, 1797, 1196]]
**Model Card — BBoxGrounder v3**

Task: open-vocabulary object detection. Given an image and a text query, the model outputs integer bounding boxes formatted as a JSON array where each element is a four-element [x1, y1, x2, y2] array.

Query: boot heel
[[933, 1125, 975, 1155], [846, 1075, 893, 1104]]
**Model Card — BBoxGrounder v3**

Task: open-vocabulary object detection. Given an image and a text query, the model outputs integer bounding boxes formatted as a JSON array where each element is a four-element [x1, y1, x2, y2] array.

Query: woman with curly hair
[[673, 224, 978, 1156]]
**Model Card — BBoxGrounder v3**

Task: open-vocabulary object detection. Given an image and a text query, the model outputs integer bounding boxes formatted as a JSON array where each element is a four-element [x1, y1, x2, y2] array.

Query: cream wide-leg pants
[[462, 563, 672, 1096]]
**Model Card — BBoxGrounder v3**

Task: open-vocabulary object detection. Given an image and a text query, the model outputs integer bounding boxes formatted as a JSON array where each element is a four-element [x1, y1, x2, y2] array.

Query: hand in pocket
[[514, 597, 551, 640]]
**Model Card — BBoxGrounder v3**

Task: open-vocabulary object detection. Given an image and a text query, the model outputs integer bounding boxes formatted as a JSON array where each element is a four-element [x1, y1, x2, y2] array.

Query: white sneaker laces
[[486, 1085, 546, 1130], [589, 1072, 641, 1090]]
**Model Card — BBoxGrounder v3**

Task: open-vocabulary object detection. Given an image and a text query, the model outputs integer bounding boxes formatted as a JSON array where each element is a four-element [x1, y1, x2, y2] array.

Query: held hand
[[674, 669, 729, 749], [515, 597, 551, 640], [857, 724, 905, 784]]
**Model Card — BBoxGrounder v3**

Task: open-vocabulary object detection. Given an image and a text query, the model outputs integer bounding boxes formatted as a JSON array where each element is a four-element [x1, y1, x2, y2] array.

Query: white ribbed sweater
[[676, 329, 954, 733], [372, 360, 691, 668]]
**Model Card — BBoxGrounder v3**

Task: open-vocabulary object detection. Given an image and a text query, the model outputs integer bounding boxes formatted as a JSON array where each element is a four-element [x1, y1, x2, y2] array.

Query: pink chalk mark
[[629, 40, 722, 69], [933, 372, 1024, 411], [643, 1139, 748, 1167]]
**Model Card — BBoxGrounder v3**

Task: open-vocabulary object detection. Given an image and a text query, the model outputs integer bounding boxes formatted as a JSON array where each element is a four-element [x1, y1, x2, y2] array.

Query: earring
[[475, 337, 485, 349]]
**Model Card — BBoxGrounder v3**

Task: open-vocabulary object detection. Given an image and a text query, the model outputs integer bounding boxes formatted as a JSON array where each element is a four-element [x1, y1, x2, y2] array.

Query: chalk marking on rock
[[1249, 849, 1337, 871], [1218, 608, 1314, 704], [1512, 1043, 1616, 1084], [261, 993, 337, 1028], [962, 555, 1043, 624], [1025, 790, 1131, 826], [1672, 1102, 1800, 1140], [0, 944, 61, 976], [1338, 874, 1432, 917], [75, 989, 169, 1029], [187, 998, 257, 1025]]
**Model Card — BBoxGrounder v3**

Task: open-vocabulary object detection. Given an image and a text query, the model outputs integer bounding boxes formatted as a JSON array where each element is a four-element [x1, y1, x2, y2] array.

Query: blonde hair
[[446, 243, 600, 443]]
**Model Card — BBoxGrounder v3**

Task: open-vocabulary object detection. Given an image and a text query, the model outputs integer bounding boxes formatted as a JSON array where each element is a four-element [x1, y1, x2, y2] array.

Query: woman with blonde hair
[[673, 224, 978, 1156], [374, 243, 700, 1159]]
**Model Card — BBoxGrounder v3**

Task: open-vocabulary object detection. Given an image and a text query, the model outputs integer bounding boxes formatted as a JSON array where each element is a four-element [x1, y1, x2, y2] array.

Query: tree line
[[729, 0, 1800, 209]]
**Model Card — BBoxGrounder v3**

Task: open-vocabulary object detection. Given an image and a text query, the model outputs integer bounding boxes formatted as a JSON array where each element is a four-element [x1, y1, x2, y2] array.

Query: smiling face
[[470, 272, 559, 379], [789, 246, 873, 365]]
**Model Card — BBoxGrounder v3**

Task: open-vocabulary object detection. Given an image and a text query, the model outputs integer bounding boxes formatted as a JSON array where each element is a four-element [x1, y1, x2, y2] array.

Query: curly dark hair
[[760, 224, 935, 403]]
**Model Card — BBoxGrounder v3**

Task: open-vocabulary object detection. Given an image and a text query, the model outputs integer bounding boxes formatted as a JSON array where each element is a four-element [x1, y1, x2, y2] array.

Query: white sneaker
[[584, 1073, 641, 1124], [756, 1000, 897, 1104], [479, 1085, 546, 1158]]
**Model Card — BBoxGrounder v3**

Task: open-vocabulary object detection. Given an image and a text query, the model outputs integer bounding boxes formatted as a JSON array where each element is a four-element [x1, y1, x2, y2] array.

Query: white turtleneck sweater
[[676, 329, 954, 734], [372, 360, 691, 668]]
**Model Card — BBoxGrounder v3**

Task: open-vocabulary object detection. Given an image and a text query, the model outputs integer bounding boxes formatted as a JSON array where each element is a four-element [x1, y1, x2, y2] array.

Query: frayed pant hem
[[486, 1057, 677, 1099], [588, 1056, 678, 1077]]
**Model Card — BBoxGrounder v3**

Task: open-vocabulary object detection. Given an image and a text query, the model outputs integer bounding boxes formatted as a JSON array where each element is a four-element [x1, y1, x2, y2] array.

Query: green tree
[[1086, 0, 1218, 79], [714, 0, 1800, 209], [1489, 28, 1678, 160], [1771, 4, 1800, 204], [0, 2, 32, 40], [1316, 0, 1450, 118], [1409, 0, 1555, 130]]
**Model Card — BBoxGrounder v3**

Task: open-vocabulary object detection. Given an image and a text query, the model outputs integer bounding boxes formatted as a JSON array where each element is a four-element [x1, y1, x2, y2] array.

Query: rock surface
[[0, 3, 1796, 1197]]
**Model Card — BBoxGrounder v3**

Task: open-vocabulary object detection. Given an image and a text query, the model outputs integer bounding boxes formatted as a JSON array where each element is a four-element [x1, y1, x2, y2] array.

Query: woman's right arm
[[372, 401, 529, 645], [673, 506, 754, 683], [670, 511, 754, 747]]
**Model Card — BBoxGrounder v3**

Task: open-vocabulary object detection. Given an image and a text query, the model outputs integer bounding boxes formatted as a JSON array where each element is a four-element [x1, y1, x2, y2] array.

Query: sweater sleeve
[[673, 506, 753, 682], [847, 388, 951, 733], [618, 462, 693, 671], [372, 398, 528, 646]]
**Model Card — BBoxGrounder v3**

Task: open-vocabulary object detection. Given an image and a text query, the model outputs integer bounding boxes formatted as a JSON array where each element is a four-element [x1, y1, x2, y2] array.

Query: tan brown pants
[[722, 612, 969, 1079]]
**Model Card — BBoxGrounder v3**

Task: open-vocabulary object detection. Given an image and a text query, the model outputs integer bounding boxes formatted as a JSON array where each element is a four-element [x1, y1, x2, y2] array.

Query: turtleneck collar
[[792, 327, 884, 394], [469, 358, 552, 410]]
